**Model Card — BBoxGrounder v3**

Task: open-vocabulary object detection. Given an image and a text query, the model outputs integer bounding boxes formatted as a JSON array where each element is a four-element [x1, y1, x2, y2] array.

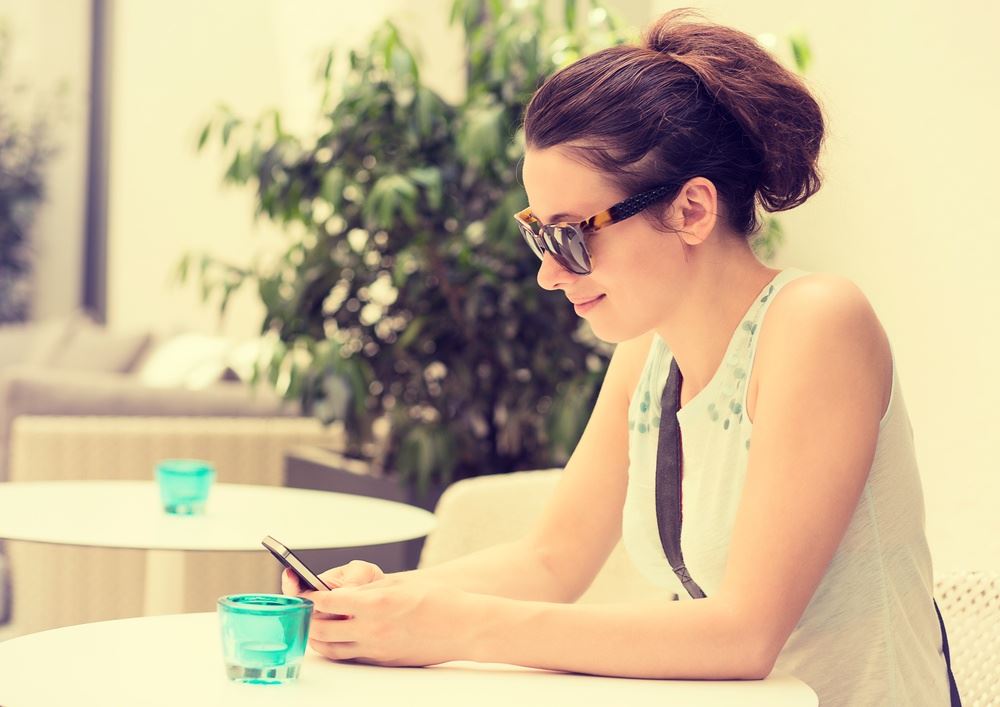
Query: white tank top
[[621, 267, 952, 706]]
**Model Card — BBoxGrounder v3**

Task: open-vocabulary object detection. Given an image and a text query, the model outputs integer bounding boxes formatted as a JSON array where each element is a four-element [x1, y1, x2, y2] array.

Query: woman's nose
[[536, 252, 577, 291]]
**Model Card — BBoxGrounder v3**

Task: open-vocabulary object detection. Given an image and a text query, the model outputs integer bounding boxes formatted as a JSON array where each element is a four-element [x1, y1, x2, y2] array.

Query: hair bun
[[642, 8, 700, 56], [643, 8, 825, 215], [524, 7, 825, 236]]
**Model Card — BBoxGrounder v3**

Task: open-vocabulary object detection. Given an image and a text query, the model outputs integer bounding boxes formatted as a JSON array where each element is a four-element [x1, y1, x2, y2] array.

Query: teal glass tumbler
[[218, 594, 313, 684], [155, 459, 215, 515]]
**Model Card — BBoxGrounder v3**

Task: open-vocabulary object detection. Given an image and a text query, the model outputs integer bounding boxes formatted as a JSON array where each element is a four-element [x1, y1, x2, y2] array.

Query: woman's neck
[[654, 246, 780, 403]]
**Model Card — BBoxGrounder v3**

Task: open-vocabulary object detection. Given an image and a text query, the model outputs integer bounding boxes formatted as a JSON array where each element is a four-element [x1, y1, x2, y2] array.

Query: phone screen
[[261, 535, 334, 591]]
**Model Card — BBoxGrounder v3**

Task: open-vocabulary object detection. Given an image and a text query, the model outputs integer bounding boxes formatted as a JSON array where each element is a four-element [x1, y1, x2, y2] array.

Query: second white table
[[0, 480, 436, 615]]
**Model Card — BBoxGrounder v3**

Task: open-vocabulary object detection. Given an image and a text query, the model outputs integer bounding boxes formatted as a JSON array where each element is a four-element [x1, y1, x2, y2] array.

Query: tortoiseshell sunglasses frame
[[513, 184, 674, 275]]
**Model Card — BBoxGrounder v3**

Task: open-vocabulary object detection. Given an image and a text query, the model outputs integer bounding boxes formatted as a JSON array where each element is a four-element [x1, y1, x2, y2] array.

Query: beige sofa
[[0, 315, 303, 625], [5, 415, 343, 637]]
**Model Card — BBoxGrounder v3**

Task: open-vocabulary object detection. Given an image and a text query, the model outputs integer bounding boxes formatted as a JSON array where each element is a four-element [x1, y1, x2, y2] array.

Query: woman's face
[[521, 146, 693, 343]]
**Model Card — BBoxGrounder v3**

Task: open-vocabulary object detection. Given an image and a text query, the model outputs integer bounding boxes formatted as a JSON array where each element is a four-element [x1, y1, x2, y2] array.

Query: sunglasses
[[513, 184, 674, 275]]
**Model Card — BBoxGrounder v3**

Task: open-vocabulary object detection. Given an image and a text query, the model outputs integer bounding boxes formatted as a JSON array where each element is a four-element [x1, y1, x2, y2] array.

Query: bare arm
[[391, 540, 562, 601], [389, 333, 648, 602], [305, 277, 892, 679], [452, 277, 892, 679]]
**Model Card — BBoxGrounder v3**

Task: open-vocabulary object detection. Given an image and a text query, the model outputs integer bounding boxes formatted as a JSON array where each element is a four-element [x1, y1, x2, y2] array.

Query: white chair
[[935, 570, 1000, 706], [418, 469, 666, 604]]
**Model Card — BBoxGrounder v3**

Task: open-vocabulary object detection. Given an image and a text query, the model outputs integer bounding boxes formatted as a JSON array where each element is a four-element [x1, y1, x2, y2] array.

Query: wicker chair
[[935, 570, 1000, 706]]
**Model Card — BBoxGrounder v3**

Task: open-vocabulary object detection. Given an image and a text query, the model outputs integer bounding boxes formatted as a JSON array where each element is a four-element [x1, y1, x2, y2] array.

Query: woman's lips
[[572, 294, 606, 315]]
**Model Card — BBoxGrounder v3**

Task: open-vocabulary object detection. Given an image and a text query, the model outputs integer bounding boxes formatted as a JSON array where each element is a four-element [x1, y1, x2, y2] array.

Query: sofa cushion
[[135, 333, 234, 389], [0, 315, 81, 369], [0, 323, 39, 368], [46, 318, 151, 374], [0, 366, 297, 484]]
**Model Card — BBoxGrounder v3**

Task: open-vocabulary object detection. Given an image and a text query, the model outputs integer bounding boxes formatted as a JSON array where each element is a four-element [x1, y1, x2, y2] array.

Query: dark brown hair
[[523, 8, 825, 237]]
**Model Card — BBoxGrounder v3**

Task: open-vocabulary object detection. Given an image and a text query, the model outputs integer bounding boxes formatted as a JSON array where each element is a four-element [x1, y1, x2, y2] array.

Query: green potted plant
[[183, 1, 809, 520], [184, 0, 632, 506], [0, 22, 57, 323]]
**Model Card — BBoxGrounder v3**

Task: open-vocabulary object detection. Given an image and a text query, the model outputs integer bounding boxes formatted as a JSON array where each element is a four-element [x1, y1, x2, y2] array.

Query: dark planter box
[[283, 445, 448, 575]]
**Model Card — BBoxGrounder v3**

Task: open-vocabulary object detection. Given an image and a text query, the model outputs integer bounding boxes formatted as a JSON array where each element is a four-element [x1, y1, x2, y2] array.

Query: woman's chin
[[586, 320, 638, 345]]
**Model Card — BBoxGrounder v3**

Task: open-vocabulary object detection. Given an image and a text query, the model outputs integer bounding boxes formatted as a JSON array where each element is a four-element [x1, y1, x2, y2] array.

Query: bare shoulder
[[763, 273, 884, 335], [750, 273, 892, 419]]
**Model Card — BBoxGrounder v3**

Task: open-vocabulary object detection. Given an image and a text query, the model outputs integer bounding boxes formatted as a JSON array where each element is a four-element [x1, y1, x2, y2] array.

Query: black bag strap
[[654, 357, 705, 599], [653, 356, 961, 705], [934, 599, 963, 706]]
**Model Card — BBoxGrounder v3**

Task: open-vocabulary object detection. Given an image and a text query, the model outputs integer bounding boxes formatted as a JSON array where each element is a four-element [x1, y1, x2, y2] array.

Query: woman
[[283, 9, 956, 705]]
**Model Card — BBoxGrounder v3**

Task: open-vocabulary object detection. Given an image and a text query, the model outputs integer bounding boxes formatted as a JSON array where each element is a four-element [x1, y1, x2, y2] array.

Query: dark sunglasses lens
[[517, 222, 545, 260], [544, 225, 592, 275]]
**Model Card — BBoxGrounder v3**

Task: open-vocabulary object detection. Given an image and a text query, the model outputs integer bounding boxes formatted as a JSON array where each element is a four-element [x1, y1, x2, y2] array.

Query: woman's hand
[[301, 577, 479, 667], [280, 559, 385, 595]]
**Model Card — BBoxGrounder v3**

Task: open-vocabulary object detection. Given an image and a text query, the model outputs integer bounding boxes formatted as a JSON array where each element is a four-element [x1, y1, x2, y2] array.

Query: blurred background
[[1, 0, 997, 581]]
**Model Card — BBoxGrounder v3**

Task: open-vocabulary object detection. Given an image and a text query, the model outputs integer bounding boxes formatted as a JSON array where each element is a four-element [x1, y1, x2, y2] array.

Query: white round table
[[0, 481, 436, 615], [0, 612, 818, 706]]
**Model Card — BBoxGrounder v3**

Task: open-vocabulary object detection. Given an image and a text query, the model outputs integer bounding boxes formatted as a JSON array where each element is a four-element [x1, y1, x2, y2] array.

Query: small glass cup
[[218, 594, 313, 684], [155, 459, 216, 515]]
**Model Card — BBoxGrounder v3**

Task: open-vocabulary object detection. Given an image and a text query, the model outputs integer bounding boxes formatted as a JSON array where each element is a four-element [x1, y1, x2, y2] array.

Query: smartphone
[[261, 535, 336, 591]]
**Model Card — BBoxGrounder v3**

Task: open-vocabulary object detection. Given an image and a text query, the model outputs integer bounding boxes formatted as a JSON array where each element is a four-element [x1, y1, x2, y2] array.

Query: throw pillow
[[135, 333, 234, 389]]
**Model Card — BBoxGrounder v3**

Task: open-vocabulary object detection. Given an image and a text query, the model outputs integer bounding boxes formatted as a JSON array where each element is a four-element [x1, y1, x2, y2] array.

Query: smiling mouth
[[570, 295, 606, 315], [569, 295, 604, 306]]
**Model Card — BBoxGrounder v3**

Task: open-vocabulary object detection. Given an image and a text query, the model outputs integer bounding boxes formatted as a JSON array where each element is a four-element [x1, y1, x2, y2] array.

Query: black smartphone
[[261, 535, 335, 591]]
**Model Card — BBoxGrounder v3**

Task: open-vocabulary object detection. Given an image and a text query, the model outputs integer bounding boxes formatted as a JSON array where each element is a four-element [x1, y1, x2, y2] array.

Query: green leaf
[[174, 253, 191, 284], [218, 281, 238, 317], [790, 34, 812, 73], [457, 98, 506, 170], [389, 39, 419, 84], [320, 168, 345, 207], [224, 150, 248, 183], [196, 123, 211, 151], [751, 216, 785, 263], [397, 424, 447, 493], [364, 174, 419, 228], [396, 316, 425, 350], [221, 116, 240, 147], [564, 0, 577, 32], [407, 166, 443, 210], [413, 87, 443, 139], [322, 50, 334, 80]]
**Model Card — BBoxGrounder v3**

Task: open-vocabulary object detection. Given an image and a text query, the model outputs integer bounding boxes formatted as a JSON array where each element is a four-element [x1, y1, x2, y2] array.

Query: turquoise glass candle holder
[[155, 459, 216, 515], [218, 594, 313, 684]]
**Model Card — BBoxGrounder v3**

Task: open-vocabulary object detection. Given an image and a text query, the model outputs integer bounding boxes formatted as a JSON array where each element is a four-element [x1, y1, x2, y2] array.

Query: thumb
[[302, 585, 359, 618], [320, 560, 384, 588]]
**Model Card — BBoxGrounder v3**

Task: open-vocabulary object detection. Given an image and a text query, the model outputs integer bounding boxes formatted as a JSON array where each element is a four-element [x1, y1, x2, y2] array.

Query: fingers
[[319, 560, 384, 588], [281, 568, 304, 596], [308, 637, 400, 666], [308, 613, 362, 643], [302, 586, 360, 617], [308, 637, 365, 662]]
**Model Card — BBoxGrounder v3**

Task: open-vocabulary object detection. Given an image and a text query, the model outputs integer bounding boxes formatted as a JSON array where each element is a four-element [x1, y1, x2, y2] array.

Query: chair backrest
[[934, 570, 1000, 705], [418, 469, 665, 604]]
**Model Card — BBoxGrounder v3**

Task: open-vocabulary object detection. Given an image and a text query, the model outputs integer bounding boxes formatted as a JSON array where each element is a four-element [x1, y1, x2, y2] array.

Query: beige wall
[[106, 0, 463, 339], [650, 0, 1000, 574]]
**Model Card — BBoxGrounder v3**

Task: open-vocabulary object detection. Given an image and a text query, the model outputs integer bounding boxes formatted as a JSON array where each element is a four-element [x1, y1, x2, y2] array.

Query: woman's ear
[[664, 177, 718, 245]]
